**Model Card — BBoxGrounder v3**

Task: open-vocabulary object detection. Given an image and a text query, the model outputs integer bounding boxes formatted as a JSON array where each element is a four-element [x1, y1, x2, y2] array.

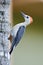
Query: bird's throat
[[24, 21, 30, 27]]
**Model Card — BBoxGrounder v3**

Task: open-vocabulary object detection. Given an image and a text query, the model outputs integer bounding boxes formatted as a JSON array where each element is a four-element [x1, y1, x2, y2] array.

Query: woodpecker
[[8, 12, 33, 55]]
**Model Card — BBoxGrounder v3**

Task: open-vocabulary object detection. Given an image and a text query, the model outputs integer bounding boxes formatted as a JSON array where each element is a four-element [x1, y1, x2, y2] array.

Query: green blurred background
[[11, 1, 43, 65]]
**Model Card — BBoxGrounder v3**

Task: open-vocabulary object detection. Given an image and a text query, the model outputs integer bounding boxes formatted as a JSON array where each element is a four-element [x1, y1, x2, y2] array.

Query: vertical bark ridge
[[0, 0, 11, 65]]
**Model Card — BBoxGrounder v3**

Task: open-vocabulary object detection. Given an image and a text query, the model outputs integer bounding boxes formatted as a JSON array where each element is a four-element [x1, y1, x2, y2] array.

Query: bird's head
[[21, 12, 33, 26]]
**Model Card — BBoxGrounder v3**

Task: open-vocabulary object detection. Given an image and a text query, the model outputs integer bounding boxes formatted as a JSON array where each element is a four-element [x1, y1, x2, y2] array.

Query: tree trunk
[[0, 0, 11, 65]]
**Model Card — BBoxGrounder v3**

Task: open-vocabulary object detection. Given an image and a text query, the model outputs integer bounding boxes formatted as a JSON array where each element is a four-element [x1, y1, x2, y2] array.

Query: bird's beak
[[29, 16, 33, 24], [21, 11, 26, 18]]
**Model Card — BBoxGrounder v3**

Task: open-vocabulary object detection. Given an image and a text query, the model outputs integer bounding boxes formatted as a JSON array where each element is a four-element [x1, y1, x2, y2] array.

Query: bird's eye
[[26, 16, 29, 18]]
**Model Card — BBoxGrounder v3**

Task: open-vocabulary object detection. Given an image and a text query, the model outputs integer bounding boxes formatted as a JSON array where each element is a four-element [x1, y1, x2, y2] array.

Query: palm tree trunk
[[0, 0, 11, 65]]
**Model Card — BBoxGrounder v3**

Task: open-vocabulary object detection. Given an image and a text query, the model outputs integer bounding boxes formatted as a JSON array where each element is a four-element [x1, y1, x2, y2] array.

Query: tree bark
[[0, 0, 11, 65]]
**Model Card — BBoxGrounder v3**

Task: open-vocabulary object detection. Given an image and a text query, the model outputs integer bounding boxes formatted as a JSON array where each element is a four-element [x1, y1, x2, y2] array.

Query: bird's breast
[[11, 25, 20, 37], [11, 23, 25, 38]]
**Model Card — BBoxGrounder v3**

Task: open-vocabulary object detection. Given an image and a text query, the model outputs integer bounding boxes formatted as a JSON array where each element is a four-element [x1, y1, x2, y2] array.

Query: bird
[[8, 12, 33, 55]]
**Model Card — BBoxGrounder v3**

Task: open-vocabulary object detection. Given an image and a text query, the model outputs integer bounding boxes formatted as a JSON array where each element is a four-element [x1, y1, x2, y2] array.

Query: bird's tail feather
[[9, 47, 13, 55]]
